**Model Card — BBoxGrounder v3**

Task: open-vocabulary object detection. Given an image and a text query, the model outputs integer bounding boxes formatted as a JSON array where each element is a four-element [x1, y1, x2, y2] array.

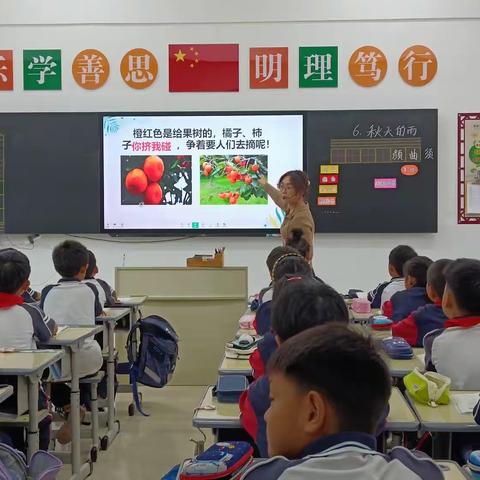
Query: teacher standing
[[259, 170, 315, 261]]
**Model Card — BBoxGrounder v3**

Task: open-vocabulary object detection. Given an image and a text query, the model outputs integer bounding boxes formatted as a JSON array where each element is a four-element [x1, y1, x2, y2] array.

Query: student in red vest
[[392, 259, 451, 346]]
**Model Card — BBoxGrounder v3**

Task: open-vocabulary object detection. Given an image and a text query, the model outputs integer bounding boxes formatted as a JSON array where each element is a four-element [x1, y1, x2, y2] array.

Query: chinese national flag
[[169, 44, 239, 92]]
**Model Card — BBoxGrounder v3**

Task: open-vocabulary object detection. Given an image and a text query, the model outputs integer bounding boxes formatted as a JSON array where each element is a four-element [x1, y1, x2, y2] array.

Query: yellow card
[[319, 185, 338, 194], [320, 165, 339, 174]]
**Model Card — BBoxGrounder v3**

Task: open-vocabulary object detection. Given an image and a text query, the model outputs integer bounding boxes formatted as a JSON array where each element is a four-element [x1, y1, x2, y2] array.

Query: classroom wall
[[1, 0, 480, 295]]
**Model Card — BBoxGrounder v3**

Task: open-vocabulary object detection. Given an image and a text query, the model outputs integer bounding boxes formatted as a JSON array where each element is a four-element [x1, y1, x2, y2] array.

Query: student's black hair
[[85, 250, 97, 279], [403, 256, 433, 288], [444, 258, 480, 314], [271, 277, 348, 341], [277, 170, 310, 201], [266, 246, 298, 274], [388, 245, 418, 277], [427, 259, 452, 299], [268, 324, 391, 434], [285, 228, 310, 259], [0, 248, 31, 294], [52, 240, 89, 278], [271, 253, 311, 282]]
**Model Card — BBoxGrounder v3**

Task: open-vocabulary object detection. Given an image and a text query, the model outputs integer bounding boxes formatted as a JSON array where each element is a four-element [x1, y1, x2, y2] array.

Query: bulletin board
[[306, 109, 438, 233], [458, 113, 480, 224]]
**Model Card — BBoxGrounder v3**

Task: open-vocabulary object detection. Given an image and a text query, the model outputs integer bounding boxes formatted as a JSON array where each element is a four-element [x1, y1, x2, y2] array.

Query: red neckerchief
[[445, 315, 480, 329], [433, 300, 442, 306], [0, 292, 24, 308]]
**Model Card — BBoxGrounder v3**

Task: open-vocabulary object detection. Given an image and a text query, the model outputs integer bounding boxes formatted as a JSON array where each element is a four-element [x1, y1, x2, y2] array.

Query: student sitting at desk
[[384, 256, 433, 321], [251, 265, 315, 380], [0, 248, 57, 451], [40, 240, 103, 444], [84, 250, 118, 307], [368, 245, 417, 309], [254, 252, 312, 336], [424, 258, 480, 390], [241, 325, 442, 480], [257, 246, 298, 305], [240, 277, 348, 456], [392, 259, 450, 346]]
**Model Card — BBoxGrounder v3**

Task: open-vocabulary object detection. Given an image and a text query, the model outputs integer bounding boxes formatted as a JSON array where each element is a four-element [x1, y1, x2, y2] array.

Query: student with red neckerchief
[[424, 258, 480, 390]]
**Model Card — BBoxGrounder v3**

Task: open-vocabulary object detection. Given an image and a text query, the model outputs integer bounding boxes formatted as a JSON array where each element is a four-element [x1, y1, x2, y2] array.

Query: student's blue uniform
[[254, 301, 272, 335], [390, 287, 430, 322], [249, 332, 277, 379], [367, 281, 390, 309], [392, 302, 446, 346]]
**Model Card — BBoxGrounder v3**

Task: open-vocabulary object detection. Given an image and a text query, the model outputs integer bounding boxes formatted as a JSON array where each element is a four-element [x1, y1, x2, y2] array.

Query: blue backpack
[[126, 315, 179, 416]]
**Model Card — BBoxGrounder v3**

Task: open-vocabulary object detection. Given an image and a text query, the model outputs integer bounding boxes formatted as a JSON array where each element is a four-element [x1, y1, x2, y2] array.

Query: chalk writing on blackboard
[[330, 138, 422, 164]]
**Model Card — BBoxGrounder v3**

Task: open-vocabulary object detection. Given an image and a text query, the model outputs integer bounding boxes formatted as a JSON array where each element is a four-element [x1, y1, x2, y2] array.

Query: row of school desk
[[0, 297, 145, 480], [193, 305, 475, 478]]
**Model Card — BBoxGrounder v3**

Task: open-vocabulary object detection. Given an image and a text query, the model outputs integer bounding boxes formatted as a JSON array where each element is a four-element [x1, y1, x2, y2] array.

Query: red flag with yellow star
[[169, 44, 239, 92]]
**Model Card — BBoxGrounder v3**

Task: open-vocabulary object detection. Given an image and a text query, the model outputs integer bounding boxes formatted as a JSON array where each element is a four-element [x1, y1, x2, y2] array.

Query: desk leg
[[431, 432, 450, 460], [448, 433, 452, 460], [27, 375, 39, 462], [129, 307, 135, 331], [69, 347, 81, 474], [103, 320, 120, 449]]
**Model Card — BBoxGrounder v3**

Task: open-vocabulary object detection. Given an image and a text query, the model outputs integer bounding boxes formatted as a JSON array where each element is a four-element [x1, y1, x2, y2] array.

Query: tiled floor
[[57, 385, 213, 480]]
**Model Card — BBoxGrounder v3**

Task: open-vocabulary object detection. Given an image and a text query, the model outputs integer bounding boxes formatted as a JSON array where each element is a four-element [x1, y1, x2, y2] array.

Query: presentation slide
[[102, 114, 303, 231]]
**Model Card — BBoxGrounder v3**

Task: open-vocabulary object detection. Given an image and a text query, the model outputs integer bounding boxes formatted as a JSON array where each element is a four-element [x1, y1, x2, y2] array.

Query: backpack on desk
[[179, 441, 253, 480], [125, 315, 179, 416]]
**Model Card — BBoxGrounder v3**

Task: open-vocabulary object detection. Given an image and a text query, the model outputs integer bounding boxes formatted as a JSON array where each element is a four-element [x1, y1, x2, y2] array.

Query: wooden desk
[[436, 461, 469, 479], [407, 390, 480, 459], [192, 386, 241, 430], [382, 348, 425, 378], [193, 386, 418, 433], [116, 296, 148, 307], [43, 326, 102, 480], [407, 391, 480, 432], [350, 308, 382, 323], [0, 385, 13, 404], [385, 387, 419, 431], [0, 350, 63, 462], [112, 296, 147, 330], [218, 355, 253, 377], [102, 307, 131, 323]]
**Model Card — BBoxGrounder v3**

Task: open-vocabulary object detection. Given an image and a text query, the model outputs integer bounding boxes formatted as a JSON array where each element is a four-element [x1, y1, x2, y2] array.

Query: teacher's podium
[[115, 267, 248, 385]]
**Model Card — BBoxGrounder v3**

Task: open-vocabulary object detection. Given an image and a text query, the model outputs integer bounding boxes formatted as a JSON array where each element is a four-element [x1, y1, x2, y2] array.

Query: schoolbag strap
[[130, 366, 150, 417], [125, 320, 142, 363]]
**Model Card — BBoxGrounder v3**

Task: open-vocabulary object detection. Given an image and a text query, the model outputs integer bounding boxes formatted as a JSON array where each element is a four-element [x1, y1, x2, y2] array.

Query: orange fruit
[[143, 156, 165, 183], [144, 183, 163, 205], [125, 168, 148, 195]]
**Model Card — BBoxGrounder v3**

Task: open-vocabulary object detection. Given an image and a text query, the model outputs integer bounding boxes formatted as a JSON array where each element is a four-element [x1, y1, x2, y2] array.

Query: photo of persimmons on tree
[[121, 155, 192, 205], [200, 154, 268, 205]]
